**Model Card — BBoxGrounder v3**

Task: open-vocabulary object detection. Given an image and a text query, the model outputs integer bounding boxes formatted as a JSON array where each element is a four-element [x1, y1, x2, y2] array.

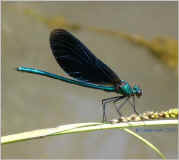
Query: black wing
[[50, 29, 121, 84]]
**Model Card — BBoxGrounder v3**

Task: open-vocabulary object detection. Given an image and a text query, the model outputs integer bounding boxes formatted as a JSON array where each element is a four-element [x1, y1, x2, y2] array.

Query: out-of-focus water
[[2, 1, 178, 159]]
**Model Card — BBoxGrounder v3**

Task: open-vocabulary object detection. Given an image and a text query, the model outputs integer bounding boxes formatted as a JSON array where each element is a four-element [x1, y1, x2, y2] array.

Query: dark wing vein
[[50, 29, 121, 84]]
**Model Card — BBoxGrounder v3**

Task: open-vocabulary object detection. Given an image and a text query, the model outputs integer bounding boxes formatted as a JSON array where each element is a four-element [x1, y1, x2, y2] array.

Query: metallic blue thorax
[[118, 80, 141, 97], [119, 80, 133, 96]]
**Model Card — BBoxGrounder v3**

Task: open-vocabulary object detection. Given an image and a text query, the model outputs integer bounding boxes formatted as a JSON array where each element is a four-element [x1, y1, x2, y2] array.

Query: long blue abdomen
[[17, 67, 116, 92]]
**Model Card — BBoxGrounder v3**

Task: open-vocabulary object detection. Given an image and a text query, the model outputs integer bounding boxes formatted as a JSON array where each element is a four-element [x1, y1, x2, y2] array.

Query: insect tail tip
[[15, 66, 22, 71]]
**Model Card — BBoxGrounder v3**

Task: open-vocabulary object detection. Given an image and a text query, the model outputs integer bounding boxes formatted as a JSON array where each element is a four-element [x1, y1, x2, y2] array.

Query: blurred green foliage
[[23, 8, 178, 72]]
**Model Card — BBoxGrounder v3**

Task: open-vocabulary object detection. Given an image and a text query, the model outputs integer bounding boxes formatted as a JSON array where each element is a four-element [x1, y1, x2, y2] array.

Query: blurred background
[[2, 1, 178, 159]]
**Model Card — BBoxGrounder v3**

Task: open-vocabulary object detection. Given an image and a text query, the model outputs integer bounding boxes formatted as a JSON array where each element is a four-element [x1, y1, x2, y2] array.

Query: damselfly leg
[[128, 96, 139, 115], [113, 96, 130, 117], [102, 96, 125, 122]]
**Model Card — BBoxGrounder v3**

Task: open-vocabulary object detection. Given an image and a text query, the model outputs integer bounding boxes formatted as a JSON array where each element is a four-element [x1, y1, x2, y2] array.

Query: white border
[[1, 0, 179, 1], [0, 0, 2, 159], [0, 1, 178, 160]]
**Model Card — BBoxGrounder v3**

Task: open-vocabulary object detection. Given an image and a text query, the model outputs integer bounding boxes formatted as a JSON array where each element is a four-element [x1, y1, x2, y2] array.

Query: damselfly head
[[133, 84, 142, 98]]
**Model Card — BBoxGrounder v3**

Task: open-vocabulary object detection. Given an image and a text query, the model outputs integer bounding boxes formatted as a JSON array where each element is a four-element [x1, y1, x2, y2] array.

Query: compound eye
[[137, 89, 142, 97], [140, 89, 143, 96]]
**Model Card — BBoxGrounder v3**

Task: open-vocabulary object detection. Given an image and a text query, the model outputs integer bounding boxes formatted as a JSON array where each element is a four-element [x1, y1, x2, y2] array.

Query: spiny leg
[[102, 96, 121, 122], [113, 97, 129, 117], [128, 96, 139, 115], [102, 96, 125, 122], [113, 102, 122, 117], [132, 96, 139, 115]]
